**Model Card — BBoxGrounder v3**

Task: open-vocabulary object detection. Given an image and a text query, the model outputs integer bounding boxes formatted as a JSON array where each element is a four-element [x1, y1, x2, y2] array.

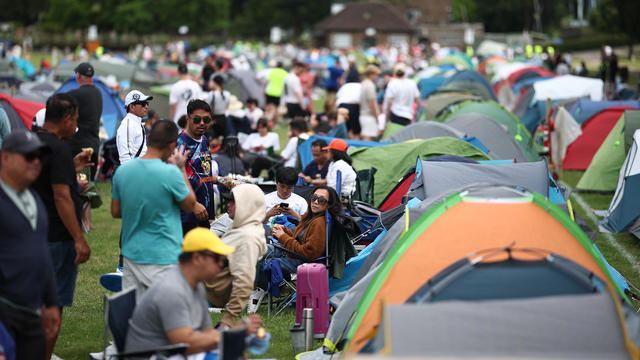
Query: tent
[[436, 54, 473, 70], [298, 135, 392, 169], [570, 99, 640, 125], [56, 77, 127, 139], [507, 66, 555, 89], [365, 292, 640, 358], [436, 100, 540, 161], [9, 80, 60, 103], [418, 92, 481, 122], [476, 41, 507, 57], [350, 137, 490, 206], [385, 122, 464, 143], [477, 55, 507, 76], [417, 76, 445, 99], [224, 69, 265, 107], [447, 113, 528, 162], [0, 92, 44, 130], [577, 110, 640, 192], [532, 75, 604, 102], [343, 186, 626, 354], [439, 70, 496, 101], [599, 129, 640, 238], [562, 106, 633, 170], [53, 60, 155, 84]]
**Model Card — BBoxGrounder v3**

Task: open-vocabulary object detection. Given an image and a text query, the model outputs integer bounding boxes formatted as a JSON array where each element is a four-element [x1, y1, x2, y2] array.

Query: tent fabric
[[436, 54, 473, 70], [345, 188, 624, 353], [625, 110, 640, 152], [447, 113, 527, 162], [576, 112, 629, 192], [476, 41, 507, 58], [385, 122, 464, 143], [411, 159, 550, 200], [533, 75, 604, 102], [600, 129, 640, 234], [436, 100, 540, 161], [477, 55, 507, 76], [562, 107, 631, 170], [511, 86, 535, 119], [349, 137, 490, 206], [56, 78, 127, 139], [507, 66, 555, 88], [371, 293, 634, 359], [570, 99, 640, 125], [0, 92, 44, 129], [419, 92, 481, 121], [551, 106, 582, 165], [417, 76, 445, 99], [441, 70, 497, 101], [298, 135, 391, 169], [520, 97, 582, 136], [223, 70, 265, 107]]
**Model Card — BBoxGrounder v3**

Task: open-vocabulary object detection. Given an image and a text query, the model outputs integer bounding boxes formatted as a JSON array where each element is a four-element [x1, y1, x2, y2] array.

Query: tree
[[452, 0, 478, 22], [0, 0, 49, 26], [590, 0, 640, 58]]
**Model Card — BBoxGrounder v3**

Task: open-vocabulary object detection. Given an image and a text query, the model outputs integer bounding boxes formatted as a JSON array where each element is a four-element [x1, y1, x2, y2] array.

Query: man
[[0, 131, 60, 360], [336, 81, 361, 139], [116, 90, 153, 165], [178, 99, 220, 234], [111, 120, 198, 296], [205, 184, 267, 327], [66, 62, 102, 179], [300, 139, 329, 185], [359, 65, 381, 141], [384, 63, 420, 128], [264, 61, 287, 123], [264, 167, 307, 225], [283, 61, 306, 119], [280, 117, 309, 168], [170, 63, 202, 124], [32, 94, 92, 359], [125, 227, 262, 355]]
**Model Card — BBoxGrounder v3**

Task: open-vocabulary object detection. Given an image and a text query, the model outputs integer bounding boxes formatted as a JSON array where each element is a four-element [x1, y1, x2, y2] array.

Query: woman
[[249, 186, 341, 313], [207, 74, 230, 138], [316, 139, 357, 197], [241, 118, 281, 178]]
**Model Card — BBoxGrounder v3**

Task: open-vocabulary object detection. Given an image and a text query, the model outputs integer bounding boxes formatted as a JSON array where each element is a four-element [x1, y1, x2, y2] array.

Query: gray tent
[[447, 112, 527, 162], [225, 70, 265, 108], [367, 292, 640, 359], [7, 80, 60, 103], [410, 159, 549, 200], [386, 122, 464, 143], [53, 61, 155, 84]]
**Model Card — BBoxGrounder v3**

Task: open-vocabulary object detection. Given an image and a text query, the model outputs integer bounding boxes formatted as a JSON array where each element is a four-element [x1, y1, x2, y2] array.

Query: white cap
[[124, 90, 153, 106]]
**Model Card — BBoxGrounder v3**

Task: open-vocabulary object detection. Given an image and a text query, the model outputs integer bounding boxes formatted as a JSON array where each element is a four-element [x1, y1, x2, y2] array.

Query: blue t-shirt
[[302, 160, 330, 180], [326, 67, 344, 90], [177, 132, 219, 223], [112, 158, 189, 265]]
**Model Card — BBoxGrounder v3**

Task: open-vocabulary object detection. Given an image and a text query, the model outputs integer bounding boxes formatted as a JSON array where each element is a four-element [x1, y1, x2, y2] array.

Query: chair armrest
[[271, 242, 314, 263], [116, 343, 188, 359]]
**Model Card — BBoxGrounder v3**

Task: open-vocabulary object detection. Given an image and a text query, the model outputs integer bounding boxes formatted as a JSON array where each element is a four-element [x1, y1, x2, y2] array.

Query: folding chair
[[352, 167, 376, 205], [266, 210, 334, 317], [102, 287, 188, 359]]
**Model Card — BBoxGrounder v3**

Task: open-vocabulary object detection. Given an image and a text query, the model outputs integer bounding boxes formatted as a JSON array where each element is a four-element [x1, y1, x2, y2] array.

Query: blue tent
[[570, 99, 640, 125], [512, 76, 553, 95], [441, 70, 496, 101], [298, 135, 392, 169], [417, 76, 446, 99], [56, 77, 126, 139]]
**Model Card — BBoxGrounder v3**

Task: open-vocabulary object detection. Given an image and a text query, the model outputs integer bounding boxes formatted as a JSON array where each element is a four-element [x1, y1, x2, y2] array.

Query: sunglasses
[[133, 101, 149, 107], [192, 116, 212, 125], [22, 151, 46, 162], [200, 251, 229, 269], [310, 194, 328, 205]]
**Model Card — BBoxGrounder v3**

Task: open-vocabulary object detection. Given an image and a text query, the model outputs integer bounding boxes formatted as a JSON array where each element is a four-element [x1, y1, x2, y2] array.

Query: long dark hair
[[299, 185, 342, 229], [330, 149, 352, 165]]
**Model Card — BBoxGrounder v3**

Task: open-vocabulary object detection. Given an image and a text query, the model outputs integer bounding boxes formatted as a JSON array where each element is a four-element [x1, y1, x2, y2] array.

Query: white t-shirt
[[246, 107, 264, 128], [281, 133, 309, 168], [283, 73, 302, 104], [264, 191, 308, 225], [169, 79, 202, 123], [386, 78, 419, 120], [206, 90, 231, 115], [327, 160, 357, 196], [241, 132, 280, 156], [336, 82, 361, 106]]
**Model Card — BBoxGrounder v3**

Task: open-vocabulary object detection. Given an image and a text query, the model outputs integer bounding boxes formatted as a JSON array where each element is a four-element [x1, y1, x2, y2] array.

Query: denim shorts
[[48, 241, 78, 307]]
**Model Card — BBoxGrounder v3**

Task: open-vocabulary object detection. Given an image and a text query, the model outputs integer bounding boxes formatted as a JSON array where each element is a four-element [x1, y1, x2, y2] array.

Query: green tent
[[437, 100, 540, 161], [381, 122, 405, 140], [350, 137, 490, 205], [436, 54, 473, 70], [419, 92, 481, 122], [577, 110, 640, 192]]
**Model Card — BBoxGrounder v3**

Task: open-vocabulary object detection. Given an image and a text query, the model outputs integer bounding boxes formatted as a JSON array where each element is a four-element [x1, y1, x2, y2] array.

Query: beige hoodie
[[205, 184, 266, 325]]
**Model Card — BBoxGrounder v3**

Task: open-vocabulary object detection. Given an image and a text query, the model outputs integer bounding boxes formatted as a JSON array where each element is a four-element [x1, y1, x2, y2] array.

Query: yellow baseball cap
[[182, 228, 235, 255]]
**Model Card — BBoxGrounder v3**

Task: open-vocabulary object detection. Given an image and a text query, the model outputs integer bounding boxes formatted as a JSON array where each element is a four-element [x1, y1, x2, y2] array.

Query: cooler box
[[295, 263, 329, 337]]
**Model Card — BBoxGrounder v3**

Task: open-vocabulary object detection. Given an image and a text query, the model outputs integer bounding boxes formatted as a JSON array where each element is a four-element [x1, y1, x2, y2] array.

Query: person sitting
[[264, 167, 308, 226], [124, 228, 262, 356], [249, 186, 340, 313], [299, 139, 330, 185], [245, 98, 264, 131], [241, 118, 280, 178], [315, 139, 356, 196], [280, 117, 309, 169], [212, 136, 246, 176]]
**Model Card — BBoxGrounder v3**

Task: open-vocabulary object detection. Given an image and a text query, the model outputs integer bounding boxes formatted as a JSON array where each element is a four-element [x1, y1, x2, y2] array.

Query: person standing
[[32, 94, 93, 359], [116, 90, 153, 165], [283, 61, 306, 119], [111, 120, 198, 297], [66, 62, 102, 179], [359, 65, 381, 141], [385, 63, 419, 128], [170, 63, 202, 125], [0, 131, 60, 360], [264, 61, 287, 123], [207, 74, 230, 139], [177, 99, 219, 234]]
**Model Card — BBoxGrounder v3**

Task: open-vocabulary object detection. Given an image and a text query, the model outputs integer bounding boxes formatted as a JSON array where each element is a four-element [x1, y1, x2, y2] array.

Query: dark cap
[[1, 130, 50, 154], [74, 62, 94, 77], [178, 63, 188, 74]]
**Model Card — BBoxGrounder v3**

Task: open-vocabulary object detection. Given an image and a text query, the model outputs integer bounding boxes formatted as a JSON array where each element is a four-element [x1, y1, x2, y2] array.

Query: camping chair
[[266, 210, 334, 317], [102, 287, 188, 359], [352, 168, 376, 205]]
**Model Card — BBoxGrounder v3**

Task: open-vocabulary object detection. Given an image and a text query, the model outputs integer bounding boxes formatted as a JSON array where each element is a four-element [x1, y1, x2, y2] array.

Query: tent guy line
[[561, 181, 640, 275]]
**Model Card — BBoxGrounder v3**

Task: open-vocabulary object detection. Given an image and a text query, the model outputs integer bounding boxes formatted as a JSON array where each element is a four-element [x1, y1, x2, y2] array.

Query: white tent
[[551, 106, 582, 163], [533, 75, 603, 102]]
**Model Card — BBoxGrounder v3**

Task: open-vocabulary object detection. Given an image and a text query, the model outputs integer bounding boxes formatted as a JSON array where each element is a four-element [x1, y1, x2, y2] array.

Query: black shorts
[[286, 103, 307, 119], [389, 112, 411, 126], [338, 103, 361, 135], [265, 95, 280, 106]]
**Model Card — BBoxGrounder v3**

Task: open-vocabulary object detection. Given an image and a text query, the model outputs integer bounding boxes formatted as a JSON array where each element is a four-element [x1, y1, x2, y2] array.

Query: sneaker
[[89, 343, 117, 360], [247, 288, 266, 314], [100, 272, 123, 292]]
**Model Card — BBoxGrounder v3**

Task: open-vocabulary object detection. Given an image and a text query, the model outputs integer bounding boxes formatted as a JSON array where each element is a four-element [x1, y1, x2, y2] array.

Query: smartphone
[[280, 203, 289, 208]]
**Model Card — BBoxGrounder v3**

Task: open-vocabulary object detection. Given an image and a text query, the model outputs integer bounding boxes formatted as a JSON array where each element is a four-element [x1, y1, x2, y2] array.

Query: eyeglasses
[[22, 151, 46, 162], [310, 194, 328, 205], [133, 101, 149, 107], [192, 116, 212, 125]]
